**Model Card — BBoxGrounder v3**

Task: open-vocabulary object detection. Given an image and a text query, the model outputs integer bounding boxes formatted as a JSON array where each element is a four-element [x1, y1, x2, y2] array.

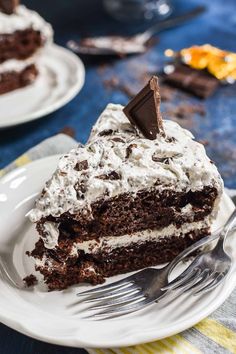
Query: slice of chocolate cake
[[0, 0, 53, 94], [27, 77, 223, 291]]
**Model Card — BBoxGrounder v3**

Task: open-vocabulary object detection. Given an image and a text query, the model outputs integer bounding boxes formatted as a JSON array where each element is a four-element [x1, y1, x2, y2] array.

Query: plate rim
[[0, 155, 236, 348], [0, 44, 85, 129]]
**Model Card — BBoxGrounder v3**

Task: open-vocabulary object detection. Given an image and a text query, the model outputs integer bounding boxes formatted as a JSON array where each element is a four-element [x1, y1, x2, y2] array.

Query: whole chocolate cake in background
[[27, 77, 223, 291], [0, 0, 53, 94]]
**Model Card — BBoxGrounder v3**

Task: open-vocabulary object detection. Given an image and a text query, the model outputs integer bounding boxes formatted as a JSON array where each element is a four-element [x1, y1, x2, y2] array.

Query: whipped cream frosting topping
[[0, 5, 53, 40], [28, 103, 223, 222]]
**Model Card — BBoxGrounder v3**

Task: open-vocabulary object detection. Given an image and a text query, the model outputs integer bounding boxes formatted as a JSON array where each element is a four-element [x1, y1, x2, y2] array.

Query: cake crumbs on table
[[58, 126, 76, 138]]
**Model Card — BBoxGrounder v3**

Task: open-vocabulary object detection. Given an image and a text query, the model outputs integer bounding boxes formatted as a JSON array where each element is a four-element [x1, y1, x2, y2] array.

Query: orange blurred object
[[165, 44, 236, 81]]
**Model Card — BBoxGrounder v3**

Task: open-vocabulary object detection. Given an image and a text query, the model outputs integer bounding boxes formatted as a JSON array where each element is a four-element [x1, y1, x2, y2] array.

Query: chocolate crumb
[[198, 139, 209, 146], [59, 126, 76, 138], [166, 103, 205, 120], [103, 76, 138, 99], [23, 274, 38, 287], [126, 144, 138, 158], [119, 84, 137, 99], [103, 77, 120, 90], [97, 171, 121, 180], [160, 85, 175, 102], [75, 160, 88, 171]]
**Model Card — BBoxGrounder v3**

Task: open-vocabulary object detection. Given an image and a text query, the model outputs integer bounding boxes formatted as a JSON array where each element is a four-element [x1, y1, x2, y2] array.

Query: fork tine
[[89, 293, 145, 311], [83, 286, 140, 303], [162, 267, 200, 291], [77, 278, 134, 297], [180, 269, 211, 294], [194, 273, 226, 295], [81, 297, 152, 319]]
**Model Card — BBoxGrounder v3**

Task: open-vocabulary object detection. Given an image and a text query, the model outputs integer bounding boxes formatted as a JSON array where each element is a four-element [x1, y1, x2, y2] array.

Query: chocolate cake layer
[[0, 64, 38, 94], [0, 29, 44, 63], [37, 186, 217, 243], [32, 228, 209, 291]]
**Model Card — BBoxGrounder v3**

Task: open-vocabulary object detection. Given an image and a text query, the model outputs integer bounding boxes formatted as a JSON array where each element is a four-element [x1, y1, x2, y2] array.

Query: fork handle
[[144, 5, 205, 39], [221, 208, 236, 238], [166, 216, 236, 274], [217, 208, 236, 248]]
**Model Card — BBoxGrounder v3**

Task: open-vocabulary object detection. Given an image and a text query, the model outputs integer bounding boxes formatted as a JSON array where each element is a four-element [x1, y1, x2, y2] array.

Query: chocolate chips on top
[[123, 76, 165, 140], [75, 160, 88, 171], [0, 0, 19, 14]]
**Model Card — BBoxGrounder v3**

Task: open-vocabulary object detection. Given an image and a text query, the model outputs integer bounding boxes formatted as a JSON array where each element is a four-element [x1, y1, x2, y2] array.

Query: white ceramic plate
[[0, 44, 85, 128], [0, 155, 235, 348]]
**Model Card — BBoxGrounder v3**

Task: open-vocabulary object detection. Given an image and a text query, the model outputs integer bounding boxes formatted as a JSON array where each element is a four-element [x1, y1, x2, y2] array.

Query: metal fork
[[163, 208, 236, 295], [77, 209, 236, 319]]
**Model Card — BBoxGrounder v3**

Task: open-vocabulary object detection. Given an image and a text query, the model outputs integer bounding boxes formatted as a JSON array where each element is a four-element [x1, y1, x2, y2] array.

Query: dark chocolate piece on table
[[163, 64, 219, 98], [123, 76, 165, 140], [0, 0, 19, 14]]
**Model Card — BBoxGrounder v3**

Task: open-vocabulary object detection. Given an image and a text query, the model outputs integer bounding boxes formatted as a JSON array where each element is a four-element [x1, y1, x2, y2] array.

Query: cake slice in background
[[27, 77, 223, 291], [0, 0, 53, 94]]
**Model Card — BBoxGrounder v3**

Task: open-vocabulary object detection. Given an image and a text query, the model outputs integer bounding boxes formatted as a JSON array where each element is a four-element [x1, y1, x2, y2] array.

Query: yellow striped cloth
[[1, 135, 236, 354], [87, 314, 236, 354]]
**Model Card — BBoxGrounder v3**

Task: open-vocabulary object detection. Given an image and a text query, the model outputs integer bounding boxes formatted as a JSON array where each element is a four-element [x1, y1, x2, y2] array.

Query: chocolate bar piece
[[0, 0, 19, 14], [123, 76, 165, 139], [163, 64, 219, 98]]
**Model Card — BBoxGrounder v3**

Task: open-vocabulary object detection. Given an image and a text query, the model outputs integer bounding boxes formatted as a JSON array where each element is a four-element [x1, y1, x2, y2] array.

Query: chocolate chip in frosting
[[96, 171, 121, 180], [152, 155, 170, 164], [75, 182, 87, 199], [75, 160, 88, 171], [111, 137, 125, 143], [99, 129, 115, 136], [166, 136, 177, 143], [126, 144, 138, 158]]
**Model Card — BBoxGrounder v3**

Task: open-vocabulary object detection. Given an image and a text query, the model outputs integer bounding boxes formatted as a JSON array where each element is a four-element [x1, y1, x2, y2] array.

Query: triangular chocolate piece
[[123, 76, 165, 140], [0, 0, 19, 14]]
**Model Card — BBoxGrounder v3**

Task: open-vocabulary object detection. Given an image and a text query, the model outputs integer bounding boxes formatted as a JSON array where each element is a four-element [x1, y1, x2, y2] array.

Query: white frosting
[[70, 217, 212, 255], [0, 55, 37, 74], [41, 222, 59, 249], [0, 5, 53, 40], [28, 103, 223, 225]]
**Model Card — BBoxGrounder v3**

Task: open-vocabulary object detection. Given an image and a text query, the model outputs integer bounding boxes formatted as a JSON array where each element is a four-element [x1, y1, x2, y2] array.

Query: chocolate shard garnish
[[123, 76, 165, 140], [0, 0, 19, 14]]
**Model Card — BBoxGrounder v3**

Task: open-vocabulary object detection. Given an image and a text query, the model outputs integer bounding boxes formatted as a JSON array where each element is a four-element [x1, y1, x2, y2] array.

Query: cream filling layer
[[0, 56, 38, 74], [70, 217, 212, 256]]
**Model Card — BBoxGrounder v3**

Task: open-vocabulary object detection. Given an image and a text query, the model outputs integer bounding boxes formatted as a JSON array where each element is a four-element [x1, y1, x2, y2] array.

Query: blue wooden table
[[0, 0, 235, 352]]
